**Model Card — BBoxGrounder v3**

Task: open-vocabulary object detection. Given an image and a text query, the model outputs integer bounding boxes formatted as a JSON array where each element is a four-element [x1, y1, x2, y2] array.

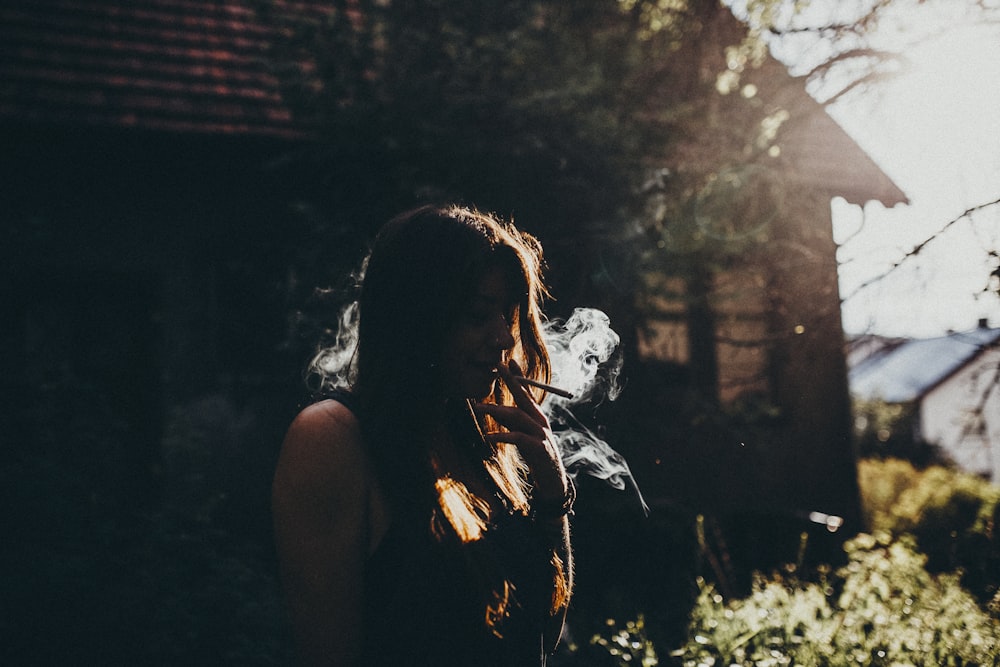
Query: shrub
[[856, 457, 922, 530], [674, 532, 1000, 666], [852, 399, 945, 466], [858, 458, 1000, 603], [588, 615, 660, 666]]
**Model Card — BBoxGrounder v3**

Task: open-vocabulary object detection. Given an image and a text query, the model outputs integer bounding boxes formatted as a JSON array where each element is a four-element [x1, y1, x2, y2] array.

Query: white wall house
[[849, 320, 1000, 481], [920, 343, 1000, 480]]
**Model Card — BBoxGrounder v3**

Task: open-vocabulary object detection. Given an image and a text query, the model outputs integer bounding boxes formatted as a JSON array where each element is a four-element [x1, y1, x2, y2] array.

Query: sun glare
[[828, 10, 1000, 337], [883, 23, 1000, 191]]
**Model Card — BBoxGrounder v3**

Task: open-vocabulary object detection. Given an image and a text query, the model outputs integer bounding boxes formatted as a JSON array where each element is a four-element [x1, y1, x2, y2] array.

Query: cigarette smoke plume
[[309, 299, 359, 392], [541, 308, 648, 514]]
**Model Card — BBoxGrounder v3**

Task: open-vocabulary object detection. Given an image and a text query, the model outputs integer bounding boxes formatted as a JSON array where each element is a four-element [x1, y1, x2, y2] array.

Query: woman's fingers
[[481, 425, 564, 482], [473, 401, 566, 490], [481, 429, 543, 450], [497, 360, 547, 425], [473, 402, 546, 438], [474, 361, 568, 494]]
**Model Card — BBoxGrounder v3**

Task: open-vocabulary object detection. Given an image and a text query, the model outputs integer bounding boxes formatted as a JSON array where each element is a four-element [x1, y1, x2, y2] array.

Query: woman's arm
[[272, 400, 369, 667]]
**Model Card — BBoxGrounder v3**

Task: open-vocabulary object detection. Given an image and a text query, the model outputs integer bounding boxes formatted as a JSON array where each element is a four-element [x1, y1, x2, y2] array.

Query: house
[[619, 3, 907, 538], [0, 3, 345, 661], [850, 319, 1000, 481], [0, 0, 343, 517]]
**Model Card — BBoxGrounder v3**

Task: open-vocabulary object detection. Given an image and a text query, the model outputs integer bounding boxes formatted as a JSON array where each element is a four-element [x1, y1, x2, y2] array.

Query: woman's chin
[[443, 366, 499, 401]]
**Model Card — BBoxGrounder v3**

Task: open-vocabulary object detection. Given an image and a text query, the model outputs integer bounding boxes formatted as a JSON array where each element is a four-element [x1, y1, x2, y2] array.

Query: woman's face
[[439, 266, 518, 400]]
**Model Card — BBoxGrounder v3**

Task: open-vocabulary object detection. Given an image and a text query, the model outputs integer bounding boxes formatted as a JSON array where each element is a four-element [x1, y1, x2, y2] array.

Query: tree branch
[[841, 196, 1000, 303]]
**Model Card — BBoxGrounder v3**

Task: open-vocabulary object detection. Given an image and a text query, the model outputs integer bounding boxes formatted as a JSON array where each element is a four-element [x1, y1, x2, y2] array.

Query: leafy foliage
[[256, 0, 696, 217], [254, 0, 802, 303], [852, 398, 946, 465], [675, 533, 1000, 666], [858, 457, 1000, 604], [589, 614, 661, 666], [591, 459, 1000, 665]]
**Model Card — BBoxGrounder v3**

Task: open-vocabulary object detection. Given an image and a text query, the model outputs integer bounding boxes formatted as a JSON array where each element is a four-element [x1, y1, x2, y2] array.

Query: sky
[[766, 0, 1000, 338]]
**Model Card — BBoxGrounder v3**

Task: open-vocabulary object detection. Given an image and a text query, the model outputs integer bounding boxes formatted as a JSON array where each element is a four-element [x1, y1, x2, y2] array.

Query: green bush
[[852, 399, 944, 466], [674, 532, 1000, 666], [589, 614, 660, 666], [858, 458, 1000, 604], [856, 457, 923, 530], [860, 460, 999, 536]]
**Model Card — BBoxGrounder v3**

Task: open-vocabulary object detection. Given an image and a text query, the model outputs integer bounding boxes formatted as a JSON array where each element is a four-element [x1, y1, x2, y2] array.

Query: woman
[[272, 204, 574, 666]]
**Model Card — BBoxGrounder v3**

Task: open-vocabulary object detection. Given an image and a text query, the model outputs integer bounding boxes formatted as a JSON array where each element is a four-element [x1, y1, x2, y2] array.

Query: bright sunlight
[[828, 8, 1000, 336]]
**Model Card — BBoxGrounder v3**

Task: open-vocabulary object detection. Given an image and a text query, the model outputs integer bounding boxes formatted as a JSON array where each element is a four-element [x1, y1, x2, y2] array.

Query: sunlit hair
[[341, 204, 549, 514], [430, 474, 490, 543]]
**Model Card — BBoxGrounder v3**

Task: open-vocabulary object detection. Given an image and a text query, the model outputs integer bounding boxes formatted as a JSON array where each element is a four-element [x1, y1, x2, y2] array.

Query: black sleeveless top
[[327, 392, 557, 666]]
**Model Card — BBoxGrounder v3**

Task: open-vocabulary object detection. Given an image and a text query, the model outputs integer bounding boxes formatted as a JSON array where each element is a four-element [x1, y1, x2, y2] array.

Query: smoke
[[542, 308, 623, 405], [541, 308, 648, 514], [309, 299, 359, 392]]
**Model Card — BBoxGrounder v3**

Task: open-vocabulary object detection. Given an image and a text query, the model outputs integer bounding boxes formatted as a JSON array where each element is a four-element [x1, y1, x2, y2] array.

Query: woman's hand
[[474, 360, 575, 647], [472, 360, 569, 504]]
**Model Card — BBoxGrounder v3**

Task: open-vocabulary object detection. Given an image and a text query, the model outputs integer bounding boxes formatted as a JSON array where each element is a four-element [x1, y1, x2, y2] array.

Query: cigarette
[[515, 376, 575, 399]]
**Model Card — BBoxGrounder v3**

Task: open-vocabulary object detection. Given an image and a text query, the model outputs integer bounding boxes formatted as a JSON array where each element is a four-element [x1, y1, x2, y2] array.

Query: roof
[[666, 7, 908, 210], [0, 0, 911, 210], [770, 90, 908, 208], [739, 49, 908, 208], [0, 0, 328, 138], [849, 325, 1000, 403]]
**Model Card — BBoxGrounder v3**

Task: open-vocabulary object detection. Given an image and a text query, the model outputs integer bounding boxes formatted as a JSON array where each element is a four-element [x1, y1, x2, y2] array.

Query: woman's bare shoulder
[[274, 399, 365, 498], [287, 398, 361, 440]]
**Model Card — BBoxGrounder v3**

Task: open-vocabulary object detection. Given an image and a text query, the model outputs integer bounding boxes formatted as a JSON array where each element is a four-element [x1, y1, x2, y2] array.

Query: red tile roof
[[0, 0, 326, 138], [0, 1, 907, 208]]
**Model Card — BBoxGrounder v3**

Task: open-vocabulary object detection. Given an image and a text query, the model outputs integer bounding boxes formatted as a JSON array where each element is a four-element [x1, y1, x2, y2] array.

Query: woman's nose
[[492, 317, 515, 350]]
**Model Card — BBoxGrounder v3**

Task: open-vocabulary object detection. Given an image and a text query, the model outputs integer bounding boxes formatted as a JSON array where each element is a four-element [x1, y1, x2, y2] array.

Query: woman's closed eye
[[465, 304, 515, 327], [465, 308, 495, 326]]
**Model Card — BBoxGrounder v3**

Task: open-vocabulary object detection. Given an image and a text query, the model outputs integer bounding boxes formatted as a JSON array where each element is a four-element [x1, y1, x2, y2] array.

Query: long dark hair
[[352, 204, 551, 513]]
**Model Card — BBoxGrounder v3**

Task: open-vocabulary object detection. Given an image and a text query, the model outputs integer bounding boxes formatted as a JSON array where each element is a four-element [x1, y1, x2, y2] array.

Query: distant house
[[849, 320, 1000, 481]]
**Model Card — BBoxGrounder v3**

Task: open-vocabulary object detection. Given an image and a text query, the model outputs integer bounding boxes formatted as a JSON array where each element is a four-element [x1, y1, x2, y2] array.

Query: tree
[[257, 0, 829, 351], [257, 0, 761, 381], [738, 0, 1000, 326]]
